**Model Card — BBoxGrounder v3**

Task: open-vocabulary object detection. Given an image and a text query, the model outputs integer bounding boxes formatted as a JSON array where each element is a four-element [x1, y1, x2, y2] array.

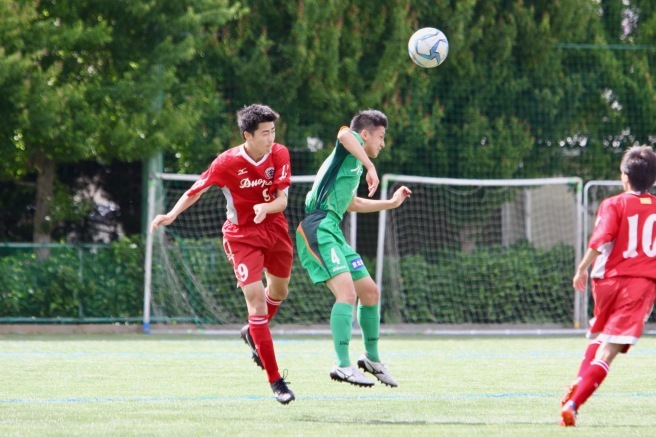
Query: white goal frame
[[142, 173, 357, 333], [375, 175, 585, 328]]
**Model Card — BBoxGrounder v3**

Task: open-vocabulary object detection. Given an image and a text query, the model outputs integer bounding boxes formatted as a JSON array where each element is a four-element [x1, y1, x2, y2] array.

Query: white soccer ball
[[408, 27, 449, 68]]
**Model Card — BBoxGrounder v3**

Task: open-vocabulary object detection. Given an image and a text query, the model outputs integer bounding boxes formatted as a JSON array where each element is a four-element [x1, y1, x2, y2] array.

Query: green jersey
[[304, 131, 364, 220]]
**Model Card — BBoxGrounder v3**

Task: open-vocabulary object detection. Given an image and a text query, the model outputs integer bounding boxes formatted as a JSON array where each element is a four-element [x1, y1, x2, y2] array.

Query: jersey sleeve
[[588, 198, 621, 250], [272, 144, 292, 194], [185, 154, 228, 197]]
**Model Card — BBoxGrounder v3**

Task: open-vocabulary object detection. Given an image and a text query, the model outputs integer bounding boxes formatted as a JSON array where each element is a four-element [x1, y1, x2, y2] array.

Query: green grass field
[[0, 333, 655, 436]]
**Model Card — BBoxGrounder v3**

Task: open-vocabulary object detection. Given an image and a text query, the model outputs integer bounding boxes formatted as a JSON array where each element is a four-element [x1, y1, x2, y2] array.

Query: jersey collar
[[239, 144, 270, 166]]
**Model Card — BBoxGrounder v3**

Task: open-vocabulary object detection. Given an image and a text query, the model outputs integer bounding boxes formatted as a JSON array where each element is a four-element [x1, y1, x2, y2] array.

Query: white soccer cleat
[[357, 354, 398, 387], [329, 365, 374, 387]]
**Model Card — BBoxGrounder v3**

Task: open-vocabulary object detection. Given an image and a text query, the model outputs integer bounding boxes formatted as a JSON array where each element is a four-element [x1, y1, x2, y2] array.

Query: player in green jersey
[[296, 109, 412, 387]]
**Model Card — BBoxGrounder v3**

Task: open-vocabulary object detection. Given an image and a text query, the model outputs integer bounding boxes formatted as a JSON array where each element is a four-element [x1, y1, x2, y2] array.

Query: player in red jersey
[[150, 104, 295, 404], [560, 145, 656, 426]]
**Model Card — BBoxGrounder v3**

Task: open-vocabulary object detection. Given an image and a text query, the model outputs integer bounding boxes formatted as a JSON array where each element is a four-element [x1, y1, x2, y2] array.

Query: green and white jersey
[[304, 131, 364, 220]]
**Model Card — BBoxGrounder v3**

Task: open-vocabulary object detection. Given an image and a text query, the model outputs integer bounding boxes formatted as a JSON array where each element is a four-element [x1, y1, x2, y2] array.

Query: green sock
[[330, 302, 354, 367], [357, 304, 380, 362]]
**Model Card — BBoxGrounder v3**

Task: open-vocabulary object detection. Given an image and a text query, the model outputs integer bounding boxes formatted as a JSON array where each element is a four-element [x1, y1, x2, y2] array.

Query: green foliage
[[0, 238, 143, 318], [383, 242, 574, 324], [0, 0, 246, 240], [3, 0, 656, 241]]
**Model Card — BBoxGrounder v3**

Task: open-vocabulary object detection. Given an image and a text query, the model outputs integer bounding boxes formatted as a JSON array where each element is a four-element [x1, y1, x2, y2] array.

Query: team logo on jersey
[[237, 168, 247, 175], [350, 258, 365, 269], [265, 167, 275, 179], [239, 178, 273, 189]]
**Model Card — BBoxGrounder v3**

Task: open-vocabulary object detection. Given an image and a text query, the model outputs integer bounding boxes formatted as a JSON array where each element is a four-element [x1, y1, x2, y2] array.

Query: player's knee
[[358, 286, 380, 306], [335, 289, 357, 305], [268, 285, 288, 301]]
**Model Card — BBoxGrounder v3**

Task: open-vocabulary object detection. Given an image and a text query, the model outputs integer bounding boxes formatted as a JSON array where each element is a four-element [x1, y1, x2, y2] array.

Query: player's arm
[[573, 200, 617, 291], [347, 186, 412, 213], [253, 188, 288, 224], [337, 128, 378, 197], [150, 191, 203, 233], [572, 247, 601, 292]]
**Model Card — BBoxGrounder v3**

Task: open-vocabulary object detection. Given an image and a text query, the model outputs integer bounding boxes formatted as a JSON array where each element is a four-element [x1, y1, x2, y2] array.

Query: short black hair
[[237, 104, 279, 138], [349, 109, 388, 133], [620, 145, 656, 192]]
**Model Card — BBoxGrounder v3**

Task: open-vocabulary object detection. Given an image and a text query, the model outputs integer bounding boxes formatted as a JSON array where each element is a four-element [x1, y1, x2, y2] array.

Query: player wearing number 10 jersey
[[149, 104, 295, 405], [559, 145, 656, 427]]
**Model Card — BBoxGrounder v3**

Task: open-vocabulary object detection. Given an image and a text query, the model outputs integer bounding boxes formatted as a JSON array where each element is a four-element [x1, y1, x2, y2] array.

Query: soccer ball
[[408, 27, 449, 68]]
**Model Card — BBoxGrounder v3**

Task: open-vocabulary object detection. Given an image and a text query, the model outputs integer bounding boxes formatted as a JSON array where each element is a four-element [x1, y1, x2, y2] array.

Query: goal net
[[375, 175, 584, 328], [143, 173, 355, 329]]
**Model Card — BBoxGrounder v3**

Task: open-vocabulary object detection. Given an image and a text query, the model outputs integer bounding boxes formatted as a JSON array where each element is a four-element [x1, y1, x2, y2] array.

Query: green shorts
[[296, 210, 370, 284]]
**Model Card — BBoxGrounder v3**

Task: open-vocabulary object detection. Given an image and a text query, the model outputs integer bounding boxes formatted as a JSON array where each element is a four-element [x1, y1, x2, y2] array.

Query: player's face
[[245, 121, 276, 158], [363, 126, 386, 158]]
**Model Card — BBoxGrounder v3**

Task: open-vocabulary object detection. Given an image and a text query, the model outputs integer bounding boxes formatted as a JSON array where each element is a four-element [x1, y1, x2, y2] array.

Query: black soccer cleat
[[240, 325, 264, 370], [270, 376, 295, 405]]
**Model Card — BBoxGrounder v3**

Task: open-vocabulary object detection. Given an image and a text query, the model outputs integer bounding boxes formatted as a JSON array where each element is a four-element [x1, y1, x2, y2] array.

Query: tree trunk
[[33, 154, 56, 259]]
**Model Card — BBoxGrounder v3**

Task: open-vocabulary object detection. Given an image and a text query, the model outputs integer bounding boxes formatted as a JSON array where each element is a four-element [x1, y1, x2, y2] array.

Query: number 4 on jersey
[[330, 248, 340, 264]]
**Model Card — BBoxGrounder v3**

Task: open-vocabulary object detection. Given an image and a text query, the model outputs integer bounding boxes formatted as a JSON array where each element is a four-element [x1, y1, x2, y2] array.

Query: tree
[[0, 0, 244, 250]]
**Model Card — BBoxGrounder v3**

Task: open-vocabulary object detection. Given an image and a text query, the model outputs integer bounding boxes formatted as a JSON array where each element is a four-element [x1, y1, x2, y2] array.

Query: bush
[[385, 242, 574, 324], [0, 238, 143, 320]]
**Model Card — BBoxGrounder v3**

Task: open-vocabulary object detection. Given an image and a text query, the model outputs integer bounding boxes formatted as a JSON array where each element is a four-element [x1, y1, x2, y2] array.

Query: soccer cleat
[[559, 401, 577, 427], [357, 354, 398, 387], [240, 325, 264, 370], [270, 376, 295, 405], [560, 377, 580, 406], [329, 365, 375, 387]]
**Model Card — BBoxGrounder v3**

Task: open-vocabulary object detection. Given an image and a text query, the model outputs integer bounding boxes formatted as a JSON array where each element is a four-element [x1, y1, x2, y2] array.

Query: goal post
[[143, 172, 356, 332], [375, 175, 585, 328]]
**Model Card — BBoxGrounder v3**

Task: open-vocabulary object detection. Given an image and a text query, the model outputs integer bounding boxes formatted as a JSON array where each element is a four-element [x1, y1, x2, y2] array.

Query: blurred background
[[0, 0, 654, 325]]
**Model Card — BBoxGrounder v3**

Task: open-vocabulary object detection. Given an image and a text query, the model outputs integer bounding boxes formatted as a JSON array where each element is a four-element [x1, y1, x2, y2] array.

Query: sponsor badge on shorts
[[350, 257, 365, 270]]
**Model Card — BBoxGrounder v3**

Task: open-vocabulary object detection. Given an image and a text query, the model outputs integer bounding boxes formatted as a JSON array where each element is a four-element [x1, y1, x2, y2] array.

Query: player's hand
[[365, 165, 379, 197], [572, 270, 588, 292], [150, 214, 175, 233], [253, 203, 269, 224], [391, 186, 412, 207]]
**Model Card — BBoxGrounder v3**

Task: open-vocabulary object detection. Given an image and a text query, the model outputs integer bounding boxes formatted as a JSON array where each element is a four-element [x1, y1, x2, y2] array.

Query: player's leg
[[297, 214, 373, 387], [325, 272, 374, 387], [263, 272, 288, 321], [326, 272, 358, 366], [222, 223, 293, 404], [561, 277, 656, 426], [352, 275, 398, 387], [262, 217, 293, 322], [353, 275, 380, 362], [560, 342, 621, 426], [561, 339, 602, 406], [241, 280, 294, 404], [222, 236, 266, 370]]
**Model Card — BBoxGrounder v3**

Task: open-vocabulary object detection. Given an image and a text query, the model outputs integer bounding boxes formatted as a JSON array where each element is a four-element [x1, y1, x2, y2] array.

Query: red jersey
[[186, 143, 291, 226], [589, 191, 656, 280]]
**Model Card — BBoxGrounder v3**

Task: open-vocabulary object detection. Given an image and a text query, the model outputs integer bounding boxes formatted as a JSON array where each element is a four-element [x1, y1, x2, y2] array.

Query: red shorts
[[588, 276, 656, 350], [221, 215, 293, 287]]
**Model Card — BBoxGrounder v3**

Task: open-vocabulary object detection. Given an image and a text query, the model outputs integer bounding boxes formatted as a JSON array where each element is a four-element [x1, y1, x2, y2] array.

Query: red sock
[[248, 315, 280, 383], [577, 341, 601, 378], [571, 359, 609, 408], [265, 288, 282, 321]]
